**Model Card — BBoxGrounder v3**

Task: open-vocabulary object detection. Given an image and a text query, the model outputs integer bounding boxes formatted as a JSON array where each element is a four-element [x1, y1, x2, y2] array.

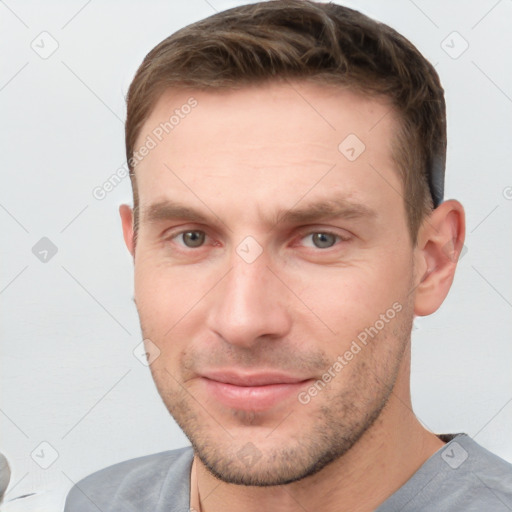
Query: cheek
[[134, 243, 201, 298], [133, 255, 218, 360], [133, 258, 195, 335], [288, 257, 412, 343]]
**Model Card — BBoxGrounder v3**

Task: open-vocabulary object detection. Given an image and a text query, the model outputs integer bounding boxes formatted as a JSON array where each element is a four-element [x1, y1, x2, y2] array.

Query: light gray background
[[1, 0, 511, 510]]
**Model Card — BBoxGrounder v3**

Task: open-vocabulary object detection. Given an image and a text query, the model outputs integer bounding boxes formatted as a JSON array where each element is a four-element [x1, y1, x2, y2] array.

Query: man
[[65, 1, 512, 510]]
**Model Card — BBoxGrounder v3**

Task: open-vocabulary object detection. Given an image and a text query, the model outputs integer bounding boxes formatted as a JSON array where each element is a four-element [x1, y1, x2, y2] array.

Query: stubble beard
[[145, 303, 413, 487]]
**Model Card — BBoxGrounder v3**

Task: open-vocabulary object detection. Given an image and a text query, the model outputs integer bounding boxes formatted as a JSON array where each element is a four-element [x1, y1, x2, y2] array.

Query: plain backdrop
[[1, 0, 511, 510]]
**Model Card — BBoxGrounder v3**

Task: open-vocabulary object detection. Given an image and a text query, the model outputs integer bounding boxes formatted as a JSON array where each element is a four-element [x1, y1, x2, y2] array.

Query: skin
[[120, 81, 465, 512]]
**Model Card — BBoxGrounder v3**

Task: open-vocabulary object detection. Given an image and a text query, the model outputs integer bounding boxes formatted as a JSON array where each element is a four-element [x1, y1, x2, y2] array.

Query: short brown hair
[[125, 0, 446, 244]]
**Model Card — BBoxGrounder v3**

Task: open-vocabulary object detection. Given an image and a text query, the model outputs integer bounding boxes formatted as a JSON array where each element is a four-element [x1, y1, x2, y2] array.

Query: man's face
[[127, 82, 420, 485]]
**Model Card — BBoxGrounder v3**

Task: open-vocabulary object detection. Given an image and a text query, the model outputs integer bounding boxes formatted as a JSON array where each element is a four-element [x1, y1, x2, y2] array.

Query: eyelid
[[162, 225, 352, 250], [162, 223, 206, 237], [296, 226, 352, 240], [163, 226, 211, 246], [291, 227, 352, 251]]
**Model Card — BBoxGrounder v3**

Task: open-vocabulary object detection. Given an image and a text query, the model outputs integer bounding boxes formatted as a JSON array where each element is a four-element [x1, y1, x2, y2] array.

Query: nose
[[205, 250, 292, 349]]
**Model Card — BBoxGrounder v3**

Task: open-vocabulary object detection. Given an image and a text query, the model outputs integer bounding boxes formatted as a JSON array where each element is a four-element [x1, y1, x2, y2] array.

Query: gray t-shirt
[[64, 434, 512, 511]]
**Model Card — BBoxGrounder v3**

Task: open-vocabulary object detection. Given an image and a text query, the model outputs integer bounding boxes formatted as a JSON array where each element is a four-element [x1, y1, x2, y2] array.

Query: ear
[[119, 204, 135, 258], [413, 199, 466, 317]]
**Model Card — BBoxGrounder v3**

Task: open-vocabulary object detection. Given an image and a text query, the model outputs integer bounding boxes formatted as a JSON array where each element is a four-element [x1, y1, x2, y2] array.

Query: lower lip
[[201, 378, 311, 412]]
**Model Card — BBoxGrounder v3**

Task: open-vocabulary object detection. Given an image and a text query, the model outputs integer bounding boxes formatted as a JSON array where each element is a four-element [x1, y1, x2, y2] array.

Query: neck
[[191, 352, 445, 512]]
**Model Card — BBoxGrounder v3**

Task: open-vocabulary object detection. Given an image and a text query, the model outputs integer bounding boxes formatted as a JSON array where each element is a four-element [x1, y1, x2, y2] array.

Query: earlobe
[[119, 204, 135, 257], [413, 200, 466, 317]]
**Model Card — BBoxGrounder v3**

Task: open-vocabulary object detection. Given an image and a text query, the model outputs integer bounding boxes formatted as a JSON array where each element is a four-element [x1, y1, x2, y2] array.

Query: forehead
[[133, 81, 403, 227], [140, 81, 397, 145]]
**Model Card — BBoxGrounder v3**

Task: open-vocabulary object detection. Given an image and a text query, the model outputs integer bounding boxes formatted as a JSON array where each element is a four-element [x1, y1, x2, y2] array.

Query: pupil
[[313, 233, 335, 248], [184, 231, 204, 247]]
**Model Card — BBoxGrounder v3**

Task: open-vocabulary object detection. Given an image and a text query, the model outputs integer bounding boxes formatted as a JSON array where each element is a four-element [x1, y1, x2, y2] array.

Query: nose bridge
[[228, 252, 270, 307], [206, 246, 291, 347]]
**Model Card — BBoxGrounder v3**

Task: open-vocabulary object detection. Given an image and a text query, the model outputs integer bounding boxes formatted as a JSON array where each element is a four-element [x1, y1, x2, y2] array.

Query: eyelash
[[164, 228, 351, 250], [296, 230, 350, 249]]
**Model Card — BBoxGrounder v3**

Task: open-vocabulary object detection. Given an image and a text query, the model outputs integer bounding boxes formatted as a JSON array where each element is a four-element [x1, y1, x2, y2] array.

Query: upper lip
[[200, 370, 311, 387]]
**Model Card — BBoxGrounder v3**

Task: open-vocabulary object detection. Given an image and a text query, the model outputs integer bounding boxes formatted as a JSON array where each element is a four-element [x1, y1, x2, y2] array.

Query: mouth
[[199, 370, 313, 412]]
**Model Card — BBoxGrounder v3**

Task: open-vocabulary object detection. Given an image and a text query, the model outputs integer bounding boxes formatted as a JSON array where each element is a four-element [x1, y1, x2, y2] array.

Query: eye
[[301, 232, 344, 249], [176, 230, 206, 248]]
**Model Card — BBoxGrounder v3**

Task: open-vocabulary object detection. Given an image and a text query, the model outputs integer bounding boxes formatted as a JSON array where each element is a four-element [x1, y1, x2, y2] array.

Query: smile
[[199, 371, 313, 412]]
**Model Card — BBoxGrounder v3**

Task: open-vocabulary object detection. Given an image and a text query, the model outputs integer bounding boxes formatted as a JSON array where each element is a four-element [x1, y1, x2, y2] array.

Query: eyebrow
[[141, 196, 377, 229], [276, 198, 377, 226], [143, 201, 211, 225]]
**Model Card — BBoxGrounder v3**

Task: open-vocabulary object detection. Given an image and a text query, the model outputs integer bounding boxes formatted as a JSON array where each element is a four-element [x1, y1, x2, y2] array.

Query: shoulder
[[64, 446, 194, 512], [380, 434, 512, 512], [447, 434, 512, 507]]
